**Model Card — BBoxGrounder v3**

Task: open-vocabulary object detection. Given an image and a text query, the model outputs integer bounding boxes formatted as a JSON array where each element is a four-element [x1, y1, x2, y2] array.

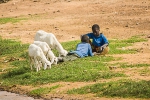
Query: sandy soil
[[0, 0, 150, 100]]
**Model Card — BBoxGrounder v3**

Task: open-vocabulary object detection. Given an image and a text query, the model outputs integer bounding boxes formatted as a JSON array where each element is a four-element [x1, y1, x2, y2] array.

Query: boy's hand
[[93, 52, 97, 55], [93, 52, 101, 55], [100, 46, 103, 51], [98, 46, 104, 53]]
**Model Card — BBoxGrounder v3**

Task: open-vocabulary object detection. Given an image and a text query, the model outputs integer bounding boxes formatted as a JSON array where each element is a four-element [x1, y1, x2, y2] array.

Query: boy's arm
[[100, 34, 109, 50], [97, 43, 109, 53], [101, 34, 109, 45], [81, 33, 92, 39], [101, 43, 109, 48]]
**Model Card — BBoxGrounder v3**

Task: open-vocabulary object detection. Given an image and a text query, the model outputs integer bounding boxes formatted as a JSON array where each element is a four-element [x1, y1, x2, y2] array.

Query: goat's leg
[[34, 57, 39, 72], [29, 57, 33, 70], [50, 58, 54, 64], [44, 63, 47, 70], [48, 64, 51, 69], [53, 57, 58, 65], [37, 58, 42, 72], [38, 61, 42, 71]]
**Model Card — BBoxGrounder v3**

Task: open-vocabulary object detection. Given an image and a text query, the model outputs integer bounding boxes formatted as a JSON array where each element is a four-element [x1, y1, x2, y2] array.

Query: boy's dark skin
[[92, 27, 100, 37]]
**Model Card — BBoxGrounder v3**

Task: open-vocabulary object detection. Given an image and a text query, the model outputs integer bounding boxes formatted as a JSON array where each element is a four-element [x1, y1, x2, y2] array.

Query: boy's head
[[81, 35, 89, 43], [92, 24, 100, 37]]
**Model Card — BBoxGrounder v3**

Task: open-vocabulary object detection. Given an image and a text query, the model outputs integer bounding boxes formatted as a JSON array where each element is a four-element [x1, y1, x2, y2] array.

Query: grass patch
[[139, 67, 150, 76], [0, 35, 148, 86], [0, 17, 27, 24], [120, 63, 150, 68], [0, 37, 29, 72], [122, 35, 147, 43], [0, 35, 149, 99], [108, 35, 148, 54], [0, 57, 126, 85], [67, 79, 150, 98], [29, 85, 60, 97], [0, 37, 29, 56], [0, 38, 126, 85]]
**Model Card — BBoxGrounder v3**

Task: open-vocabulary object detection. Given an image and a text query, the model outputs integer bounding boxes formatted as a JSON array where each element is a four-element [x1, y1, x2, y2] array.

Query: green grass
[[0, 37, 29, 71], [120, 63, 150, 68], [0, 56, 126, 85], [122, 35, 147, 43], [0, 37, 29, 56], [110, 62, 150, 69], [29, 85, 60, 97], [108, 35, 148, 54], [139, 67, 150, 76], [0, 17, 27, 24], [67, 79, 150, 98], [0, 35, 149, 99]]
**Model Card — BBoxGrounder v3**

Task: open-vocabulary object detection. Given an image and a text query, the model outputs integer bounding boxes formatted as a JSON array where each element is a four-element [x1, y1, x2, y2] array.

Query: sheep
[[34, 30, 68, 57], [28, 44, 51, 72], [33, 41, 58, 65]]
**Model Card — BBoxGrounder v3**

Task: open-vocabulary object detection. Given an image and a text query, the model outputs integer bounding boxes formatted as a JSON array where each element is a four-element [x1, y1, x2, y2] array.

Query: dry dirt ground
[[0, 0, 150, 100]]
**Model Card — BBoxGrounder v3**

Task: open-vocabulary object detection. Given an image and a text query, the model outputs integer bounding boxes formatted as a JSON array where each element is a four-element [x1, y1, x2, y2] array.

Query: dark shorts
[[62, 52, 80, 62]]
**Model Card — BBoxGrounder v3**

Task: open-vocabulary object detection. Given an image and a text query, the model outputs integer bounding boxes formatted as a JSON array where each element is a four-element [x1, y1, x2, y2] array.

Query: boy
[[59, 35, 94, 62], [85, 24, 109, 55]]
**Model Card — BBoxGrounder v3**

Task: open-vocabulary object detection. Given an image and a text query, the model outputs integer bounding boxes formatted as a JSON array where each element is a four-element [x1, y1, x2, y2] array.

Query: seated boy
[[84, 24, 109, 55]]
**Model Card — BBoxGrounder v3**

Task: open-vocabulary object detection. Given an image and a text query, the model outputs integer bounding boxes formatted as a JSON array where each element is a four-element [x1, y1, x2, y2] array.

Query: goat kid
[[33, 41, 58, 64], [28, 44, 51, 72]]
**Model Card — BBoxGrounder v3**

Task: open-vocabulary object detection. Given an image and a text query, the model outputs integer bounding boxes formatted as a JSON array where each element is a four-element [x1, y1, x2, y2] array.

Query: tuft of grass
[[120, 63, 150, 68], [121, 35, 147, 43], [139, 67, 150, 76], [108, 35, 148, 54], [29, 85, 60, 97], [0, 17, 27, 24], [2, 66, 30, 78], [0, 37, 29, 56], [67, 79, 150, 98], [0, 37, 29, 72]]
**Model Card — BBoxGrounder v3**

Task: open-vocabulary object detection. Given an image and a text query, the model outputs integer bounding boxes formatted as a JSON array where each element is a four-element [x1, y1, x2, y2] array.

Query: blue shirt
[[70, 42, 93, 58], [86, 33, 109, 47]]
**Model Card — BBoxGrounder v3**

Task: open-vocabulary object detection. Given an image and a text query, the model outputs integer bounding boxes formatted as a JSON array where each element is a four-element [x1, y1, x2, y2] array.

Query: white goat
[[28, 44, 51, 72], [34, 30, 68, 57], [33, 41, 58, 65]]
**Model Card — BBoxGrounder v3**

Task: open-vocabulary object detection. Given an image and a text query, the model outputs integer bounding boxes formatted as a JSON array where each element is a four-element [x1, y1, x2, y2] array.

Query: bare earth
[[0, 0, 150, 100]]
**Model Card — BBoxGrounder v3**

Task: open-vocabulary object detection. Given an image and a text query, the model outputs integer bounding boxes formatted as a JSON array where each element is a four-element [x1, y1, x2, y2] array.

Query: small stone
[[147, 35, 150, 38], [125, 25, 128, 27]]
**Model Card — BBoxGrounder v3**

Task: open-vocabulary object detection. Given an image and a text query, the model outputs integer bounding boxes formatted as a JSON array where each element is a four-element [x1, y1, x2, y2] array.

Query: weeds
[[0, 37, 29, 56], [120, 63, 150, 68], [0, 17, 27, 24], [29, 85, 60, 97]]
